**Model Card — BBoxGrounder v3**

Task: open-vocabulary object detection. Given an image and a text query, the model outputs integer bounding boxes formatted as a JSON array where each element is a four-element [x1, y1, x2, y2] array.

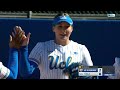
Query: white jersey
[[29, 40, 93, 79], [108, 57, 120, 79], [0, 62, 10, 79]]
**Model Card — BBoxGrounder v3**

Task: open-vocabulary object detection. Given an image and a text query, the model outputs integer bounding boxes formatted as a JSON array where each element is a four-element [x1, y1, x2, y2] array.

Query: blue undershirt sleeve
[[7, 48, 18, 79], [19, 46, 38, 78]]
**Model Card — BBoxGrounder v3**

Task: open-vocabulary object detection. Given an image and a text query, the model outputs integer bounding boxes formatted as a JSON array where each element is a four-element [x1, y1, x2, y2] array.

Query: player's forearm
[[7, 48, 18, 79], [19, 46, 36, 77]]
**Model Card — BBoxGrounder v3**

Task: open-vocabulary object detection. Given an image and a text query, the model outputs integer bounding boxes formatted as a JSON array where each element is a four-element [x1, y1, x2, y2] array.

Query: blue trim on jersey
[[19, 46, 38, 78], [7, 48, 18, 79]]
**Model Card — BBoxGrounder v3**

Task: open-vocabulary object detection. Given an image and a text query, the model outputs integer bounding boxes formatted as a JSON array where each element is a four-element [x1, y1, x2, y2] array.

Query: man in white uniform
[[12, 13, 93, 79], [108, 57, 120, 79], [0, 62, 10, 79], [0, 30, 19, 79]]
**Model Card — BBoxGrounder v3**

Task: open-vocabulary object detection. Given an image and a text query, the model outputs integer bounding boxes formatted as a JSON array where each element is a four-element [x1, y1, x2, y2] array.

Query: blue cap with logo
[[52, 15, 73, 26]]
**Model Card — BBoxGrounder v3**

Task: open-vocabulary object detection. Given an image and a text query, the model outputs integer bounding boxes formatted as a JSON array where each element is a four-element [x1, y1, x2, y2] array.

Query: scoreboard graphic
[[78, 66, 115, 76]]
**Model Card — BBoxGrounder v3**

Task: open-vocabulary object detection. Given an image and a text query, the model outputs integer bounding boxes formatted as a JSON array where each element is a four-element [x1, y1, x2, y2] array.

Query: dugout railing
[[0, 11, 120, 19]]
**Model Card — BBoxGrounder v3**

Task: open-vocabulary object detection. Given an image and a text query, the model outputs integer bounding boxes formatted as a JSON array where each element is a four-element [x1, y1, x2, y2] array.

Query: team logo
[[74, 52, 78, 55], [49, 56, 72, 70], [60, 16, 67, 20]]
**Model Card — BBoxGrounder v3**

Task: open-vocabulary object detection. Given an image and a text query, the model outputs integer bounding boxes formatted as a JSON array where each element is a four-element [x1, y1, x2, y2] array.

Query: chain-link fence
[[0, 11, 120, 19]]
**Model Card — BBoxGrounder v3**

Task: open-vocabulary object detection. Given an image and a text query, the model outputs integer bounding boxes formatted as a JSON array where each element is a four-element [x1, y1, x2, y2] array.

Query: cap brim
[[56, 20, 72, 25]]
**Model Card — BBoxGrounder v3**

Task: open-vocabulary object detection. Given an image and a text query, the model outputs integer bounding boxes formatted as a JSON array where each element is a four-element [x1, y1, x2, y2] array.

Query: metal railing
[[0, 11, 120, 20]]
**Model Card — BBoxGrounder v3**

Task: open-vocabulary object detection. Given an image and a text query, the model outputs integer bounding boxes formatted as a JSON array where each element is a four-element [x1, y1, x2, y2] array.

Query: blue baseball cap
[[52, 15, 73, 26]]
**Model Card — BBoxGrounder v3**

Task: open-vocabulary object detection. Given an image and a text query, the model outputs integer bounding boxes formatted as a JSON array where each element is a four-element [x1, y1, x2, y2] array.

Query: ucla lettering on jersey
[[29, 40, 93, 79], [48, 55, 72, 70]]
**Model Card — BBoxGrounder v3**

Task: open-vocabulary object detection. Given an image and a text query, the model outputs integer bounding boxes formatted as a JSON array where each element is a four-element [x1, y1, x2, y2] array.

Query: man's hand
[[9, 26, 31, 49]]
